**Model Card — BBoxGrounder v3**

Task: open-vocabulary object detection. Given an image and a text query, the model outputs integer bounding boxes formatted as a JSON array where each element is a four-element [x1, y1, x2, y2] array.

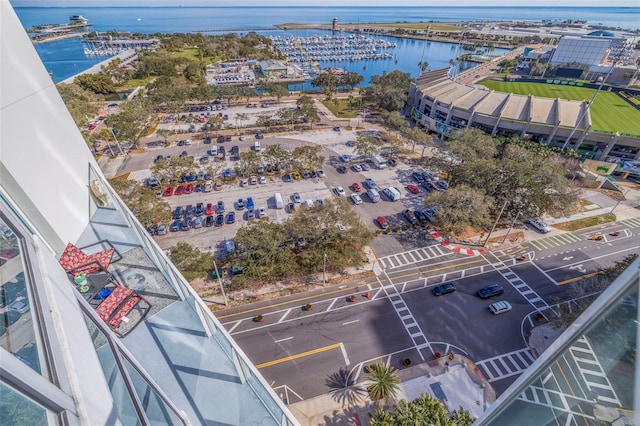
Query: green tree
[[105, 98, 153, 149], [150, 156, 196, 185], [425, 184, 494, 234], [168, 241, 215, 281], [292, 145, 325, 171], [75, 73, 117, 94], [295, 95, 320, 127], [366, 363, 400, 406], [379, 111, 409, 136], [56, 82, 100, 127], [341, 71, 364, 90], [266, 84, 289, 104], [311, 71, 340, 100], [262, 144, 293, 170], [108, 178, 171, 228], [369, 393, 474, 426], [366, 70, 412, 112], [235, 112, 248, 129], [238, 150, 261, 174], [353, 134, 384, 159]]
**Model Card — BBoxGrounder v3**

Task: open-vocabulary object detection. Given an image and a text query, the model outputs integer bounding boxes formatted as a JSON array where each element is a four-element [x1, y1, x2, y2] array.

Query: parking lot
[[143, 128, 435, 258]]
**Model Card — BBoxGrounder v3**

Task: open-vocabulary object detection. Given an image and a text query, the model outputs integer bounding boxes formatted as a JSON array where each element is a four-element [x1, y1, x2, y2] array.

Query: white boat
[[69, 15, 87, 23]]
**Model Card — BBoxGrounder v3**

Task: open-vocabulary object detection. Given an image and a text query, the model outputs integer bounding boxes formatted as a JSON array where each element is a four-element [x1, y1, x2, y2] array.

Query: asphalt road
[[217, 219, 640, 400]]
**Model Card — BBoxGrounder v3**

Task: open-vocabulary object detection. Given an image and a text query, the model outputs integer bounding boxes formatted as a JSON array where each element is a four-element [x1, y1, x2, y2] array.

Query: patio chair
[[58, 241, 120, 275]]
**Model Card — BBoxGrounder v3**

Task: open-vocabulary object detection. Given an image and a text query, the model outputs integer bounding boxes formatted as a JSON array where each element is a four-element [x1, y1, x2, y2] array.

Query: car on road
[[334, 186, 346, 196], [350, 194, 363, 205], [478, 284, 504, 299], [432, 283, 456, 296], [235, 198, 245, 209], [352, 182, 362, 192], [340, 154, 350, 163], [351, 164, 362, 172], [226, 212, 236, 224], [365, 178, 377, 189], [205, 215, 214, 227], [292, 193, 302, 204], [205, 203, 215, 215], [402, 209, 418, 225], [488, 301, 512, 315], [406, 184, 420, 194], [360, 163, 370, 171], [525, 218, 551, 233], [336, 165, 347, 174], [216, 200, 225, 213], [163, 187, 174, 197], [376, 216, 389, 229]]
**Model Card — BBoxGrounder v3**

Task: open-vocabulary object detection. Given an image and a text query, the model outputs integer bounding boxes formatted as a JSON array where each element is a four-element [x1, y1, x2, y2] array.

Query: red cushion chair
[[59, 243, 116, 275]]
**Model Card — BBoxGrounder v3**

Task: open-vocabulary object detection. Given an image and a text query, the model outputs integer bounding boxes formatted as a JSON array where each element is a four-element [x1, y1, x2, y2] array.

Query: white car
[[257, 207, 266, 218], [259, 176, 267, 184], [350, 194, 362, 205], [525, 218, 551, 233], [489, 301, 512, 315], [334, 186, 346, 196]]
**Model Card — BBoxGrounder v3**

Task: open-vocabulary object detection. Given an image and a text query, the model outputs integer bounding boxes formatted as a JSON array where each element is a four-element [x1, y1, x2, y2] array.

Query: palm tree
[[366, 363, 399, 406], [235, 112, 248, 129]]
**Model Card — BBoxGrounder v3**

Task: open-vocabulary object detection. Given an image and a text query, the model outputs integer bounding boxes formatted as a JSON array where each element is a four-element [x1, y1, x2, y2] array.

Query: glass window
[[82, 313, 142, 426], [0, 218, 45, 376], [0, 381, 50, 425]]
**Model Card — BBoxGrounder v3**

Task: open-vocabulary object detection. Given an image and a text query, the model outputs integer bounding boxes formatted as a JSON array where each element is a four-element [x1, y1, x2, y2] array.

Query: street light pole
[[483, 200, 508, 247], [212, 257, 228, 307], [322, 252, 327, 286], [501, 210, 521, 244]]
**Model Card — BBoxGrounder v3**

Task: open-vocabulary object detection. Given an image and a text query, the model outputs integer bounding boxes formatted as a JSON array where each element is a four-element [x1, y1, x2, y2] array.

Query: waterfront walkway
[[60, 49, 137, 84]]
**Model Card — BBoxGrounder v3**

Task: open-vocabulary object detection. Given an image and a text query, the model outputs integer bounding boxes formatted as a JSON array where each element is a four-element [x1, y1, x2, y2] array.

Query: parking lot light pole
[[212, 258, 228, 307], [322, 253, 327, 286]]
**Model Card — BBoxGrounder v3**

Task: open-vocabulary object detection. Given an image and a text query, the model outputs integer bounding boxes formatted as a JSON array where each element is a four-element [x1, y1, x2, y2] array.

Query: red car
[[184, 184, 194, 194], [88, 124, 97, 131], [205, 203, 215, 215], [163, 187, 174, 197], [406, 184, 420, 194], [175, 185, 185, 195], [377, 216, 389, 229], [352, 182, 362, 192]]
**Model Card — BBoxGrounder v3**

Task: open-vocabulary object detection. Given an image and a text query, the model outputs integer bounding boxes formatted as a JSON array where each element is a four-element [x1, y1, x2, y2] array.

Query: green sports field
[[479, 80, 640, 136]]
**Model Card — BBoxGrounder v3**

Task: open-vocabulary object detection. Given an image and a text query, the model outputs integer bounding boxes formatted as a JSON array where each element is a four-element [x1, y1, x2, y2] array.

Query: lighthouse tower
[[332, 18, 338, 32]]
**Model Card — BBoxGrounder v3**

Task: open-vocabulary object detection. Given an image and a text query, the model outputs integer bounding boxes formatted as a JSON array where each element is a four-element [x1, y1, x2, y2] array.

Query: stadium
[[408, 68, 640, 164]]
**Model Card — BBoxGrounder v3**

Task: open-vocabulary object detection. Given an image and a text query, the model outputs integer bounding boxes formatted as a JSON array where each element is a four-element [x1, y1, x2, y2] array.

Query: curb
[[429, 230, 488, 256]]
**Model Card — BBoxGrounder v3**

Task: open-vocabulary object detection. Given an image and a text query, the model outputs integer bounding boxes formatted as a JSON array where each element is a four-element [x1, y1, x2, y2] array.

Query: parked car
[[525, 218, 551, 233], [163, 187, 174, 197], [336, 165, 347, 174], [184, 184, 194, 194], [180, 219, 190, 231], [215, 214, 224, 226], [235, 198, 245, 210], [365, 178, 377, 189], [412, 172, 425, 183], [478, 284, 504, 299], [406, 184, 420, 194], [488, 301, 513, 315], [414, 209, 428, 223], [350, 194, 363, 205], [377, 216, 389, 229], [226, 212, 236, 224], [175, 185, 185, 195], [205, 203, 215, 215], [249, 176, 258, 185], [157, 224, 168, 235], [170, 220, 181, 232], [340, 154, 350, 163], [246, 197, 255, 210], [292, 192, 302, 204], [432, 283, 456, 296], [204, 215, 215, 227], [246, 209, 255, 220], [351, 164, 362, 172], [192, 216, 203, 229], [402, 209, 418, 225], [259, 176, 267, 184], [216, 200, 225, 213], [360, 163, 370, 171], [257, 207, 266, 218], [195, 202, 205, 216], [173, 206, 184, 219], [352, 182, 362, 192], [334, 186, 346, 196], [317, 170, 326, 178]]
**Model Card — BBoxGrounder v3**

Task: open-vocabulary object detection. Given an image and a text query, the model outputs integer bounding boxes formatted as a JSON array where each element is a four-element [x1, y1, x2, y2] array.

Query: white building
[[0, 2, 297, 424]]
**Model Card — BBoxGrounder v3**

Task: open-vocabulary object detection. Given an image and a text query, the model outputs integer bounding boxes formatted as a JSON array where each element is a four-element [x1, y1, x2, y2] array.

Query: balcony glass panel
[[82, 312, 142, 426], [0, 381, 50, 425], [0, 217, 45, 377]]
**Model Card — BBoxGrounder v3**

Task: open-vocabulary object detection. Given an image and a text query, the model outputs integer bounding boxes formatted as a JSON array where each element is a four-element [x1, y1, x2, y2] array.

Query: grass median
[[552, 213, 616, 232]]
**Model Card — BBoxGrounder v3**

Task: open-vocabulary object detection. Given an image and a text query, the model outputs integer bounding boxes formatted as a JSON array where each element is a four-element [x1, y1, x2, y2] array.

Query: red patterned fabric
[[108, 294, 141, 328], [59, 243, 115, 274], [95, 286, 133, 322]]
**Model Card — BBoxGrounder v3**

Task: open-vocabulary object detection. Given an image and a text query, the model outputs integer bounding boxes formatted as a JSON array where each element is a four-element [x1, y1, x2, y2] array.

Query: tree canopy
[[365, 70, 413, 112], [369, 393, 474, 426]]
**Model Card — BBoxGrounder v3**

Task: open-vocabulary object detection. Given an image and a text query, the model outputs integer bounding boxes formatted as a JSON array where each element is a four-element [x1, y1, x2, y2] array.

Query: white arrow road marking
[[563, 256, 574, 261], [569, 264, 586, 273]]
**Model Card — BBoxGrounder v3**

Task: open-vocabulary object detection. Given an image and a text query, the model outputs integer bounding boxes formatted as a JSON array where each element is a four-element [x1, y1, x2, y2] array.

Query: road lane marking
[[274, 336, 293, 343], [342, 319, 359, 326], [557, 272, 602, 285], [278, 308, 292, 323], [388, 258, 486, 282], [227, 320, 242, 334], [340, 343, 350, 365], [255, 342, 342, 369]]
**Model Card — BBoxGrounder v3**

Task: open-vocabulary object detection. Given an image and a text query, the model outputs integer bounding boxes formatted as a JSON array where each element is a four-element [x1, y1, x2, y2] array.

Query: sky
[[10, 0, 640, 6]]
